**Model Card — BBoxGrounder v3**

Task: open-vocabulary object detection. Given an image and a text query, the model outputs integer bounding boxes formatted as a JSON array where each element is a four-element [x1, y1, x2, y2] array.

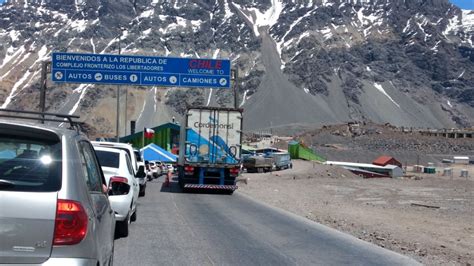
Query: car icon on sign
[[54, 71, 63, 80], [95, 73, 103, 81]]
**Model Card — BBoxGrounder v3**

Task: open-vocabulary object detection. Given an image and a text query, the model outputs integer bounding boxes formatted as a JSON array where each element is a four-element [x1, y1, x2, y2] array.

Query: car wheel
[[131, 207, 137, 222], [139, 185, 146, 197], [115, 219, 129, 238]]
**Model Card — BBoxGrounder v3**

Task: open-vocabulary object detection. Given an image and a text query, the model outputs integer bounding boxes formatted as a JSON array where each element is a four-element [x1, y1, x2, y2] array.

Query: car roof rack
[[0, 109, 83, 131]]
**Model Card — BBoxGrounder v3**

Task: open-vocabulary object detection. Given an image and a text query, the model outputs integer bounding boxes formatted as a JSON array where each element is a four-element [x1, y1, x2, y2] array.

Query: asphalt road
[[113, 177, 419, 266]]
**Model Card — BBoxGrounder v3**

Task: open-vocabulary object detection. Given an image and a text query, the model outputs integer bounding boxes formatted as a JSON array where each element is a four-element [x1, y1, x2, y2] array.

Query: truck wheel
[[225, 190, 234, 195]]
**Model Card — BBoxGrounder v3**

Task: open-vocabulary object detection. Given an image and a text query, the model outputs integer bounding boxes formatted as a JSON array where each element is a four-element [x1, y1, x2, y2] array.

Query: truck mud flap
[[184, 184, 238, 190]]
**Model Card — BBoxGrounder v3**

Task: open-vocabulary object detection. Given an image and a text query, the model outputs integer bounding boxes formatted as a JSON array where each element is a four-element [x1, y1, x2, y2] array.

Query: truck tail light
[[53, 199, 88, 245], [229, 167, 240, 177], [184, 166, 194, 175], [108, 176, 130, 195]]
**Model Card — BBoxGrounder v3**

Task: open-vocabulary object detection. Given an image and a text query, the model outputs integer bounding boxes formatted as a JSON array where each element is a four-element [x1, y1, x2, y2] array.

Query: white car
[[149, 161, 162, 178], [165, 163, 175, 174], [91, 141, 139, 173], [94, 146, 139, 238]]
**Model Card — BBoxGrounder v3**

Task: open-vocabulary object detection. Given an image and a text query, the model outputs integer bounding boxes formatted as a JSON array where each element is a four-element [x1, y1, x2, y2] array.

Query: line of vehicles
[[0, 106, 293, 265], [145, 160, 174, 181], [0, 106, 245, 265]]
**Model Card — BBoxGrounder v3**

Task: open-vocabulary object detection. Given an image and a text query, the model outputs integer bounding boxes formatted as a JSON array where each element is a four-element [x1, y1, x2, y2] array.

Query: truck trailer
[[177, 107, 243, 194]]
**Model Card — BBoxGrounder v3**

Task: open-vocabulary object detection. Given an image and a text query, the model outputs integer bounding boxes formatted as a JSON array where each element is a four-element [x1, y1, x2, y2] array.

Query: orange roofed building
[[372, 156, 402, 168]]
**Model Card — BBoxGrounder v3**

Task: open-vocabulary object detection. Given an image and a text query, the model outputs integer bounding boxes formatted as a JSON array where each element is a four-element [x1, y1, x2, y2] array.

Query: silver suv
[[0, 110, 115, 265]]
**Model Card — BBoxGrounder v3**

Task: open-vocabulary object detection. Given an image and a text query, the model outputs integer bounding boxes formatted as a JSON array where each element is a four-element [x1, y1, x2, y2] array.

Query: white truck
[[177, 107, 243, 194]]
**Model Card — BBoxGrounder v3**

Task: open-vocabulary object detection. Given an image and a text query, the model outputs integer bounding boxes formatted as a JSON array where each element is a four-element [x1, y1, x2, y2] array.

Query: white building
[[453, 156, 470, 165]]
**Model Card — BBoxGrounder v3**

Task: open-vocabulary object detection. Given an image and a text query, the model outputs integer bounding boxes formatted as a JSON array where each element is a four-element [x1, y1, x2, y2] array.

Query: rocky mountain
[[0, 0, 473, 138]]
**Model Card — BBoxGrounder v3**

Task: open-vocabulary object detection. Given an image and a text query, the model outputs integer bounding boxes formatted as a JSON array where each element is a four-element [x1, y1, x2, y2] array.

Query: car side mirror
[[136, 165, 146, 178]]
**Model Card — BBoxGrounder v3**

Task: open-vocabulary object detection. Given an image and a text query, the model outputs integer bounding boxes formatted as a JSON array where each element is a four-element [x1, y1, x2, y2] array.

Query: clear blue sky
[[0, 0, 472, 9], [450, 0, 474, 10]]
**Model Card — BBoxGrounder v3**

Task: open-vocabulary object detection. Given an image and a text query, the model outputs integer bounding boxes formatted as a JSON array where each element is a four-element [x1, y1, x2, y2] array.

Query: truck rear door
[[185, 108, 242, 165]]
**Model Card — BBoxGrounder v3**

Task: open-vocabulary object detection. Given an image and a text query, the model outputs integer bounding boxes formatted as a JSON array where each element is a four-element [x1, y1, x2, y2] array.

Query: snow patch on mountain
[[69, 84, 91, 115], [1, 70, 34, 108], [233, 0, 283, 37], [374, 83, 400, 108], [140, 9, 154, 18], [240, 89, 250, 107], [0, 45, 25, 72], [276, 6, 317, 66]]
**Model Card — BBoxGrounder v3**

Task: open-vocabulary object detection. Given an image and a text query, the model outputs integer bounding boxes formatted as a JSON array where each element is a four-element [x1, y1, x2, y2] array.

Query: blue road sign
[[51, 52, 231, 88]]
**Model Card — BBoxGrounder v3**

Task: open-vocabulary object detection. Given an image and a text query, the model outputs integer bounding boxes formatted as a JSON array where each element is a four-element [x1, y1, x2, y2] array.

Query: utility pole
[[39, 61, 51, 123], [124, 86, 128, 135], [116, 28, 125, 142], [231, 68, 239, 109]]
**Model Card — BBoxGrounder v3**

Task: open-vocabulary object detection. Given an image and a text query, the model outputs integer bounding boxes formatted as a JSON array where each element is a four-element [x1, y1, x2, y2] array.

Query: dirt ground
[[238, 160, 474, 265]]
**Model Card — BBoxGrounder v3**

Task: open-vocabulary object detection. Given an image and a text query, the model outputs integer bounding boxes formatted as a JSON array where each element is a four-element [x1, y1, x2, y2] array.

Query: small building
[[453, 156, 470, 165], [372, 156, 402, 168]]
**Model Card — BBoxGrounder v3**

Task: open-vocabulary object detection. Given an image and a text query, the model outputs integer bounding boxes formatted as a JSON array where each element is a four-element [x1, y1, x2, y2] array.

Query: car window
[[102, 146, 137, 171], [134, 151, 142, 162], [125, 154, 134, 176], [79, 141, 103, 193], [0, 136, 62, 192], [95, 150, 120, 168]]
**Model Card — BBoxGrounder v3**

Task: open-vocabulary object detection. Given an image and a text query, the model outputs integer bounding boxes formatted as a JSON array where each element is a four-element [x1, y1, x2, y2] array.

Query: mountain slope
[[0, 0, 473, 137]]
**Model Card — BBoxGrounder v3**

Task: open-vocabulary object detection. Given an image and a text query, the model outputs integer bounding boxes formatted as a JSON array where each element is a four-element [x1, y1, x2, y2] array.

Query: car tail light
[[108, 176, 130, 195], [229, 167, 240, 177], [53, 199, 88, 245]]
